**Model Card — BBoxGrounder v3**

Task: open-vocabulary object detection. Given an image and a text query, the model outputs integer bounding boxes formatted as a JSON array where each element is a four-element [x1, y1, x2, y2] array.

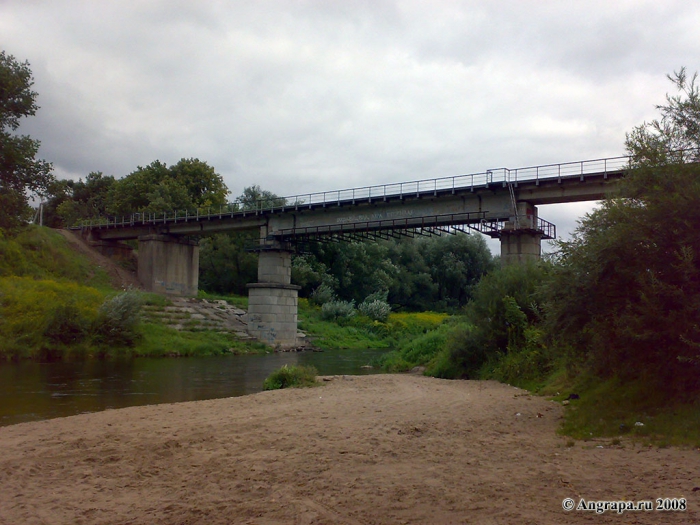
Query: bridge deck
[[75, 155, 629, 241]]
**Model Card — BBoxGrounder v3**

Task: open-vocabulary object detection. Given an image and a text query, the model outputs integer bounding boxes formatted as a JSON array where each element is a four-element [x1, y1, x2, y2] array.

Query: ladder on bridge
[[507, 170, 520, 229]]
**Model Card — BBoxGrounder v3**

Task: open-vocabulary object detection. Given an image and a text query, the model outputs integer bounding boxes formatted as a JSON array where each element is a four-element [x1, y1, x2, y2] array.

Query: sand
[[0, 374, 697, 524]]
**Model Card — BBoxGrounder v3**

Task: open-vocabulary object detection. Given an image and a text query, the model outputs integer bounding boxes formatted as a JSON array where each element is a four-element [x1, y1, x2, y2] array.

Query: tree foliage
[[46, 172, 116, 227], [197, 185, 286, 295], [0, 51, 53, 230], [50, 158, 229, 225], [238, 184, 286, 210], [626, 67, 700, 166], [108, 158, 228, 216], [546, 69, 700, 396], [293, 233, 495, 311], [198, 230, 259, 296], [446, 262, 551, 378]]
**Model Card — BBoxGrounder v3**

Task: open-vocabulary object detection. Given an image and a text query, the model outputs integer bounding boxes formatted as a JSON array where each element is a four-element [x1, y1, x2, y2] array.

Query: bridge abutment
[[246, 247, 300, 348], [137, 234, 199, 296], [84, 238, 136, 269]]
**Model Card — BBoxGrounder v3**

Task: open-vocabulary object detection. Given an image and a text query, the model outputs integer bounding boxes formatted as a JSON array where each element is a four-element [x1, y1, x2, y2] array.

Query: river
[[0, 348, 389, 427]]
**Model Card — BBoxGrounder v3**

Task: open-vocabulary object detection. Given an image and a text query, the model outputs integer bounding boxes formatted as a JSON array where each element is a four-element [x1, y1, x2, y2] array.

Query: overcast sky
[[3, 0, 698, 253]]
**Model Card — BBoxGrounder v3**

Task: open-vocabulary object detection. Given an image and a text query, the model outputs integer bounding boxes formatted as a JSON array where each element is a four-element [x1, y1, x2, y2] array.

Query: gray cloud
[[2, 0, 697, 249]]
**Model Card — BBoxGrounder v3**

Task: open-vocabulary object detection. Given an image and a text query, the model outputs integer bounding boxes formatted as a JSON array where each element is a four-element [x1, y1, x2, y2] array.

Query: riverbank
[[1, 375, 697, 525]]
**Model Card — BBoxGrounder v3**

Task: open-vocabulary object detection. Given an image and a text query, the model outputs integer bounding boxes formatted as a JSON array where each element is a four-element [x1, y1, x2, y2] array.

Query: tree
[[169, 158, 228, 208], [0, 51, 53, 230], [546, 69, 700, 396], [199, 232, 259, 295], [238, 184, 286, 211], [626, 67, 700, 167], [198, 186, 284, 295], [48, 172, 116, 227], [291, 232, 494, 311], [107, 159, 228, 216]]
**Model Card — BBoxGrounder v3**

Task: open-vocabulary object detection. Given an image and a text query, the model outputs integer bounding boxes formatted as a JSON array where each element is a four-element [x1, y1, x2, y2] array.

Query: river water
[[0, 348, 388, 427]]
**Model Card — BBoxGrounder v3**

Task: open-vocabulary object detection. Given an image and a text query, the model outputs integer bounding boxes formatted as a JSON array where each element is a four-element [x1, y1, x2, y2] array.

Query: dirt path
[[0, 375, 697, 524], [56, 229, 141, 290]]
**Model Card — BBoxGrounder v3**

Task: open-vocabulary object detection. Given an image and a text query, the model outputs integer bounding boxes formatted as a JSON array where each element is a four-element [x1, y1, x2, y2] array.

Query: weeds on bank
[[0, 278, 146, 360], [262, 364, 319, 390], [197, 290, 248, 309], [135, 323, 269, 357], [377, 321, 462, 373], [298, 298, 449, 350], [556, 376, 700, 447]]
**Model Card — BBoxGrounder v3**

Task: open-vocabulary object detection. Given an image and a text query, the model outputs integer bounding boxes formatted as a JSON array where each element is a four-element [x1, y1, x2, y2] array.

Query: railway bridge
[[78, 155, 628, 346]]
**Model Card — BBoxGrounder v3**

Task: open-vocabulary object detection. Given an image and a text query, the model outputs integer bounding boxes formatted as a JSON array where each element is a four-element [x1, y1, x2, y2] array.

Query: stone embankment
[[141, 297, 252, 338], [141, 297, 310, 350]]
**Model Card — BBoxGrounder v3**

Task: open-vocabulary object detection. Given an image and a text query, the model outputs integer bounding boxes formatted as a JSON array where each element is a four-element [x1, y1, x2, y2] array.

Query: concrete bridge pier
[[500, 202, 543, 264], [137, 234, 199, 296], [246, 244, 301, 348], [500, 230, 543, 263]]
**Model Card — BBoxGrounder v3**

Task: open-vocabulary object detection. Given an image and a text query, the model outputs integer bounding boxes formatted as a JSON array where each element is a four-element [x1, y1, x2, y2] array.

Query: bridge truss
[[267, 211, 555, 248]]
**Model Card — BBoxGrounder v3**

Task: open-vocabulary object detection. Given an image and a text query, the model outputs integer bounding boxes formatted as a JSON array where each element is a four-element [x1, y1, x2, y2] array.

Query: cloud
[[2, 0, 698, 248]]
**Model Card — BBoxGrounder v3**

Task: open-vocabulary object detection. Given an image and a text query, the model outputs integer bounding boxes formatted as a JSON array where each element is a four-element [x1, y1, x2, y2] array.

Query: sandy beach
[[0, 374, 697, 524]]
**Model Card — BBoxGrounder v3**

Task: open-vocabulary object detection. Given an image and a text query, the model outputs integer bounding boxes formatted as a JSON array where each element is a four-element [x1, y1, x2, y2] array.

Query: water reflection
[[0, 348, 387, 426]]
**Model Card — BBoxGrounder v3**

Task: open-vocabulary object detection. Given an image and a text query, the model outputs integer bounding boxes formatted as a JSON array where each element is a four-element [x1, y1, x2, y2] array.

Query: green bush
[[262, 365, 319, 390], [44, 303, 90, 345], [443, 324, 490, 379], [378, 320, 464, 373], [310, 283, 336, 305], [425, 346, 462, 379], [92, 289, 143, 347], [358, 299, 391, 321], [321, 299, 356, 320], [443, 262, 551, 379]]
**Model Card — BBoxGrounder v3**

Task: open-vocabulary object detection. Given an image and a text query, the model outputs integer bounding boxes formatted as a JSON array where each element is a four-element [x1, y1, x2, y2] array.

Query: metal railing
[[78, 154, 631, 230]]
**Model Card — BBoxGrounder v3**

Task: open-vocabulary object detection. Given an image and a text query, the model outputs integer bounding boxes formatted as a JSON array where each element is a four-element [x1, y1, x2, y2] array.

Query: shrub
[[358, 299, 391, 322], [445, 324, 490, 379], [262, 365, 319, 390], [321, 299, 356, 320], [310, 283, 336, 305], [44, 303, 90, 345], [485, 326, 553, 386], [92, 289, 142, 347]]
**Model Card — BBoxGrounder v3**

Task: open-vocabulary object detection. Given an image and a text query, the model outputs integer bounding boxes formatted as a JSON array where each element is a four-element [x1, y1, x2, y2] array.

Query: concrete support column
[[500, 202, 542, 264], [500, 230, 542, 263], [247, 247, 300, 348], [137, 234, 199, 296]]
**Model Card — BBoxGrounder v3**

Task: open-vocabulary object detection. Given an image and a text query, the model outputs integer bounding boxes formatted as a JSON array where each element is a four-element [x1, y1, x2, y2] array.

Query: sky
[[3, 0, 699, 253]]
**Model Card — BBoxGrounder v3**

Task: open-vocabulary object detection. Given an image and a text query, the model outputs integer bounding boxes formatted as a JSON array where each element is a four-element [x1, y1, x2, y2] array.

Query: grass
[[262, 364, 319, 390], [298, 299, 388, 349], [197, 290, 248, 309], [0, 226, 111, 289], [0, 226, 266, 360], [555, 375, 700, 447], [377, 321, 459, 372], [298, 298, 450, 350], [0, 276, 106, 360], [134, 323, 270, 358]]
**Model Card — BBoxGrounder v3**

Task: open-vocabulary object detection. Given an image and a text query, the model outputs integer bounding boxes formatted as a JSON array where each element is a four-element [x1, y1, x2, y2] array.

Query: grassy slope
[[0, 226, 266, 360]]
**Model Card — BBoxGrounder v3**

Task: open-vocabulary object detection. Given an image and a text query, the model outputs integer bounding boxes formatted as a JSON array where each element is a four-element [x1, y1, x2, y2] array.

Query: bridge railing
[[79, 154, 631, 229], [277, 155, 630, 210]]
